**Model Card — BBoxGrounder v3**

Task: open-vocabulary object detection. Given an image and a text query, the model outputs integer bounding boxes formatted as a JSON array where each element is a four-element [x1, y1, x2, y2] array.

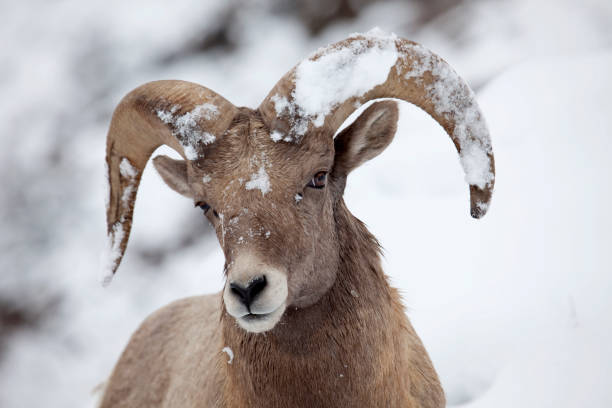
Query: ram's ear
[[332, 100, 399, 177], [152, 155, 192, 197]]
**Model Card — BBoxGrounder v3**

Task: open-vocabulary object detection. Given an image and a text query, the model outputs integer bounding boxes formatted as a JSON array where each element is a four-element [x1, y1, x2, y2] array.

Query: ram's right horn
[[102, 80, 237, 284]]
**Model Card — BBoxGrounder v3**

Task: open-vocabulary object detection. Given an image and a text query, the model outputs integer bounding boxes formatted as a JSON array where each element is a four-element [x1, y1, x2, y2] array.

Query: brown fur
[[219, 200, 444, 408], [100, 35, 495, 407], [99, 210, 444, 407]]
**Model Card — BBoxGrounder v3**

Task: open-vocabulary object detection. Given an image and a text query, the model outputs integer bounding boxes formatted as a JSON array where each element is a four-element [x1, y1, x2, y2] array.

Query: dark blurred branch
[[0, 296, 60, 360], [160, 6, 238, 64]]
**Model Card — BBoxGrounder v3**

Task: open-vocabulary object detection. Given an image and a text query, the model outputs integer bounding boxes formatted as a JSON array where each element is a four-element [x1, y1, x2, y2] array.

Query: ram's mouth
[[242, 312, 270, 321], [235, 303, 286, 333]]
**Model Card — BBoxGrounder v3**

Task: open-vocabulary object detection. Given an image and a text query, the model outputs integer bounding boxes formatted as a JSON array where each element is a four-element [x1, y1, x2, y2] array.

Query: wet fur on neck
[[220, 200, 444, 407]]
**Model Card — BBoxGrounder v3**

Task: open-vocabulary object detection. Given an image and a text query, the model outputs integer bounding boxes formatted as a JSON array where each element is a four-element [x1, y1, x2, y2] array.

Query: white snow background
[[1, 0, 611, 407]]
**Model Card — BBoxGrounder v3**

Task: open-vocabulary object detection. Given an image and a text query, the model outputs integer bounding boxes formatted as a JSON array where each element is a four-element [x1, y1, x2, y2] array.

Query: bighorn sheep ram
[[99, 31, 494, 407]]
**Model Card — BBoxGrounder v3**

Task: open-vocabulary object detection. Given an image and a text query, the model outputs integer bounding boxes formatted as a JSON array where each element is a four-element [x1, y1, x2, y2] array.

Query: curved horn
[[259, 31, 495, 218], [102, 80, 237, 285]]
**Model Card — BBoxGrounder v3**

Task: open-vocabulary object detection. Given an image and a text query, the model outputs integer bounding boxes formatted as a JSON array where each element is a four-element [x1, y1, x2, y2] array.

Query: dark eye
[[195, 202, 210, 212], [195, 202, 220, 219], [307, 171, 327, 189]]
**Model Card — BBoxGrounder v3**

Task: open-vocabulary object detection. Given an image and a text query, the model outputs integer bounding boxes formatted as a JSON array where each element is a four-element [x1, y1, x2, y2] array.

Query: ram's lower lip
[[241, 312, 271, 321], [234, 303, 286, 333]]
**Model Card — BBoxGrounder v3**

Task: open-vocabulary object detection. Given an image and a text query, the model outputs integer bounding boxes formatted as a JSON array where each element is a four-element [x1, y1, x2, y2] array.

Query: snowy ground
[[1, 0, 611, 407]]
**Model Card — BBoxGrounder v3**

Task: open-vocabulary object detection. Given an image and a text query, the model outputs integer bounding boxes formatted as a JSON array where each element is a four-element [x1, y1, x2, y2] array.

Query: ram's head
[[103, 32, 495, 333]]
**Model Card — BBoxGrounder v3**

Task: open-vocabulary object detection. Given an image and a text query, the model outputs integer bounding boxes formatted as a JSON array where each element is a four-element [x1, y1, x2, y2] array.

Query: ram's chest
[[220, 349, 419, 408], [219, 308, 423, 407]]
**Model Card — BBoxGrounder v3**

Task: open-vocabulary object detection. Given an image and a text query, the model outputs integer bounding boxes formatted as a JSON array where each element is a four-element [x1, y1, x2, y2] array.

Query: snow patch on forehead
[[156, 103, 218, 160], [401, 42, 494, 189], [202, 174, 211, 184], [245, 166, 271, 195]]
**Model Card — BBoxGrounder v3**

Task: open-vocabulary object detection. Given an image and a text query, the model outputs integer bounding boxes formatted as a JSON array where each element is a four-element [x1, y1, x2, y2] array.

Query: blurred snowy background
[[1, 0, 611, 406]]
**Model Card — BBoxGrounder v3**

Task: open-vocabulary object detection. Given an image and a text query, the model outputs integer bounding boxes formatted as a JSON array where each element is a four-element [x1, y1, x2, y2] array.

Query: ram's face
[[155, 111, 340, 333], [151, 100, 406, 333]]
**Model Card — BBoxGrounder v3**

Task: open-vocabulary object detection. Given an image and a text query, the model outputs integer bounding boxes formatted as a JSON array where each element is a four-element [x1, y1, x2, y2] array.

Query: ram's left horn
[[260, 32, 495, 218]]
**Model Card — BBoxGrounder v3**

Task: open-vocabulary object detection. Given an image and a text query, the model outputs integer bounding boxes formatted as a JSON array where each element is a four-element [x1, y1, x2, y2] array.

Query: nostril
[[247, 276, 266, 300], [229, 276, 267, 309], [230, 284, 247, 303]]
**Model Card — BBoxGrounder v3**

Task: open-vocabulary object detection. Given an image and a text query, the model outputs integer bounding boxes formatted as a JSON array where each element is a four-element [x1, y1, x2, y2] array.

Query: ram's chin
[[235, 303, 286, 333]]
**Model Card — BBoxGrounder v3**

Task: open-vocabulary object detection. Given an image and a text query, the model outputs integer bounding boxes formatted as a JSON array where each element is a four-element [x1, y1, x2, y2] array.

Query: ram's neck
[[220, 200, 416, 407]]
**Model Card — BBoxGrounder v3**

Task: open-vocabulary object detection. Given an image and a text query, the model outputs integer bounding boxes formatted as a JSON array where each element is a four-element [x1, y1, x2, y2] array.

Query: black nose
[[230, 276, 267, 311]]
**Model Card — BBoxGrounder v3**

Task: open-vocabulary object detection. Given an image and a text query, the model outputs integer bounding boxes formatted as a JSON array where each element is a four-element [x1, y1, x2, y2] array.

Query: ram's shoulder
[[139, 293, 222, 340], [99, 293, 224, 408]]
